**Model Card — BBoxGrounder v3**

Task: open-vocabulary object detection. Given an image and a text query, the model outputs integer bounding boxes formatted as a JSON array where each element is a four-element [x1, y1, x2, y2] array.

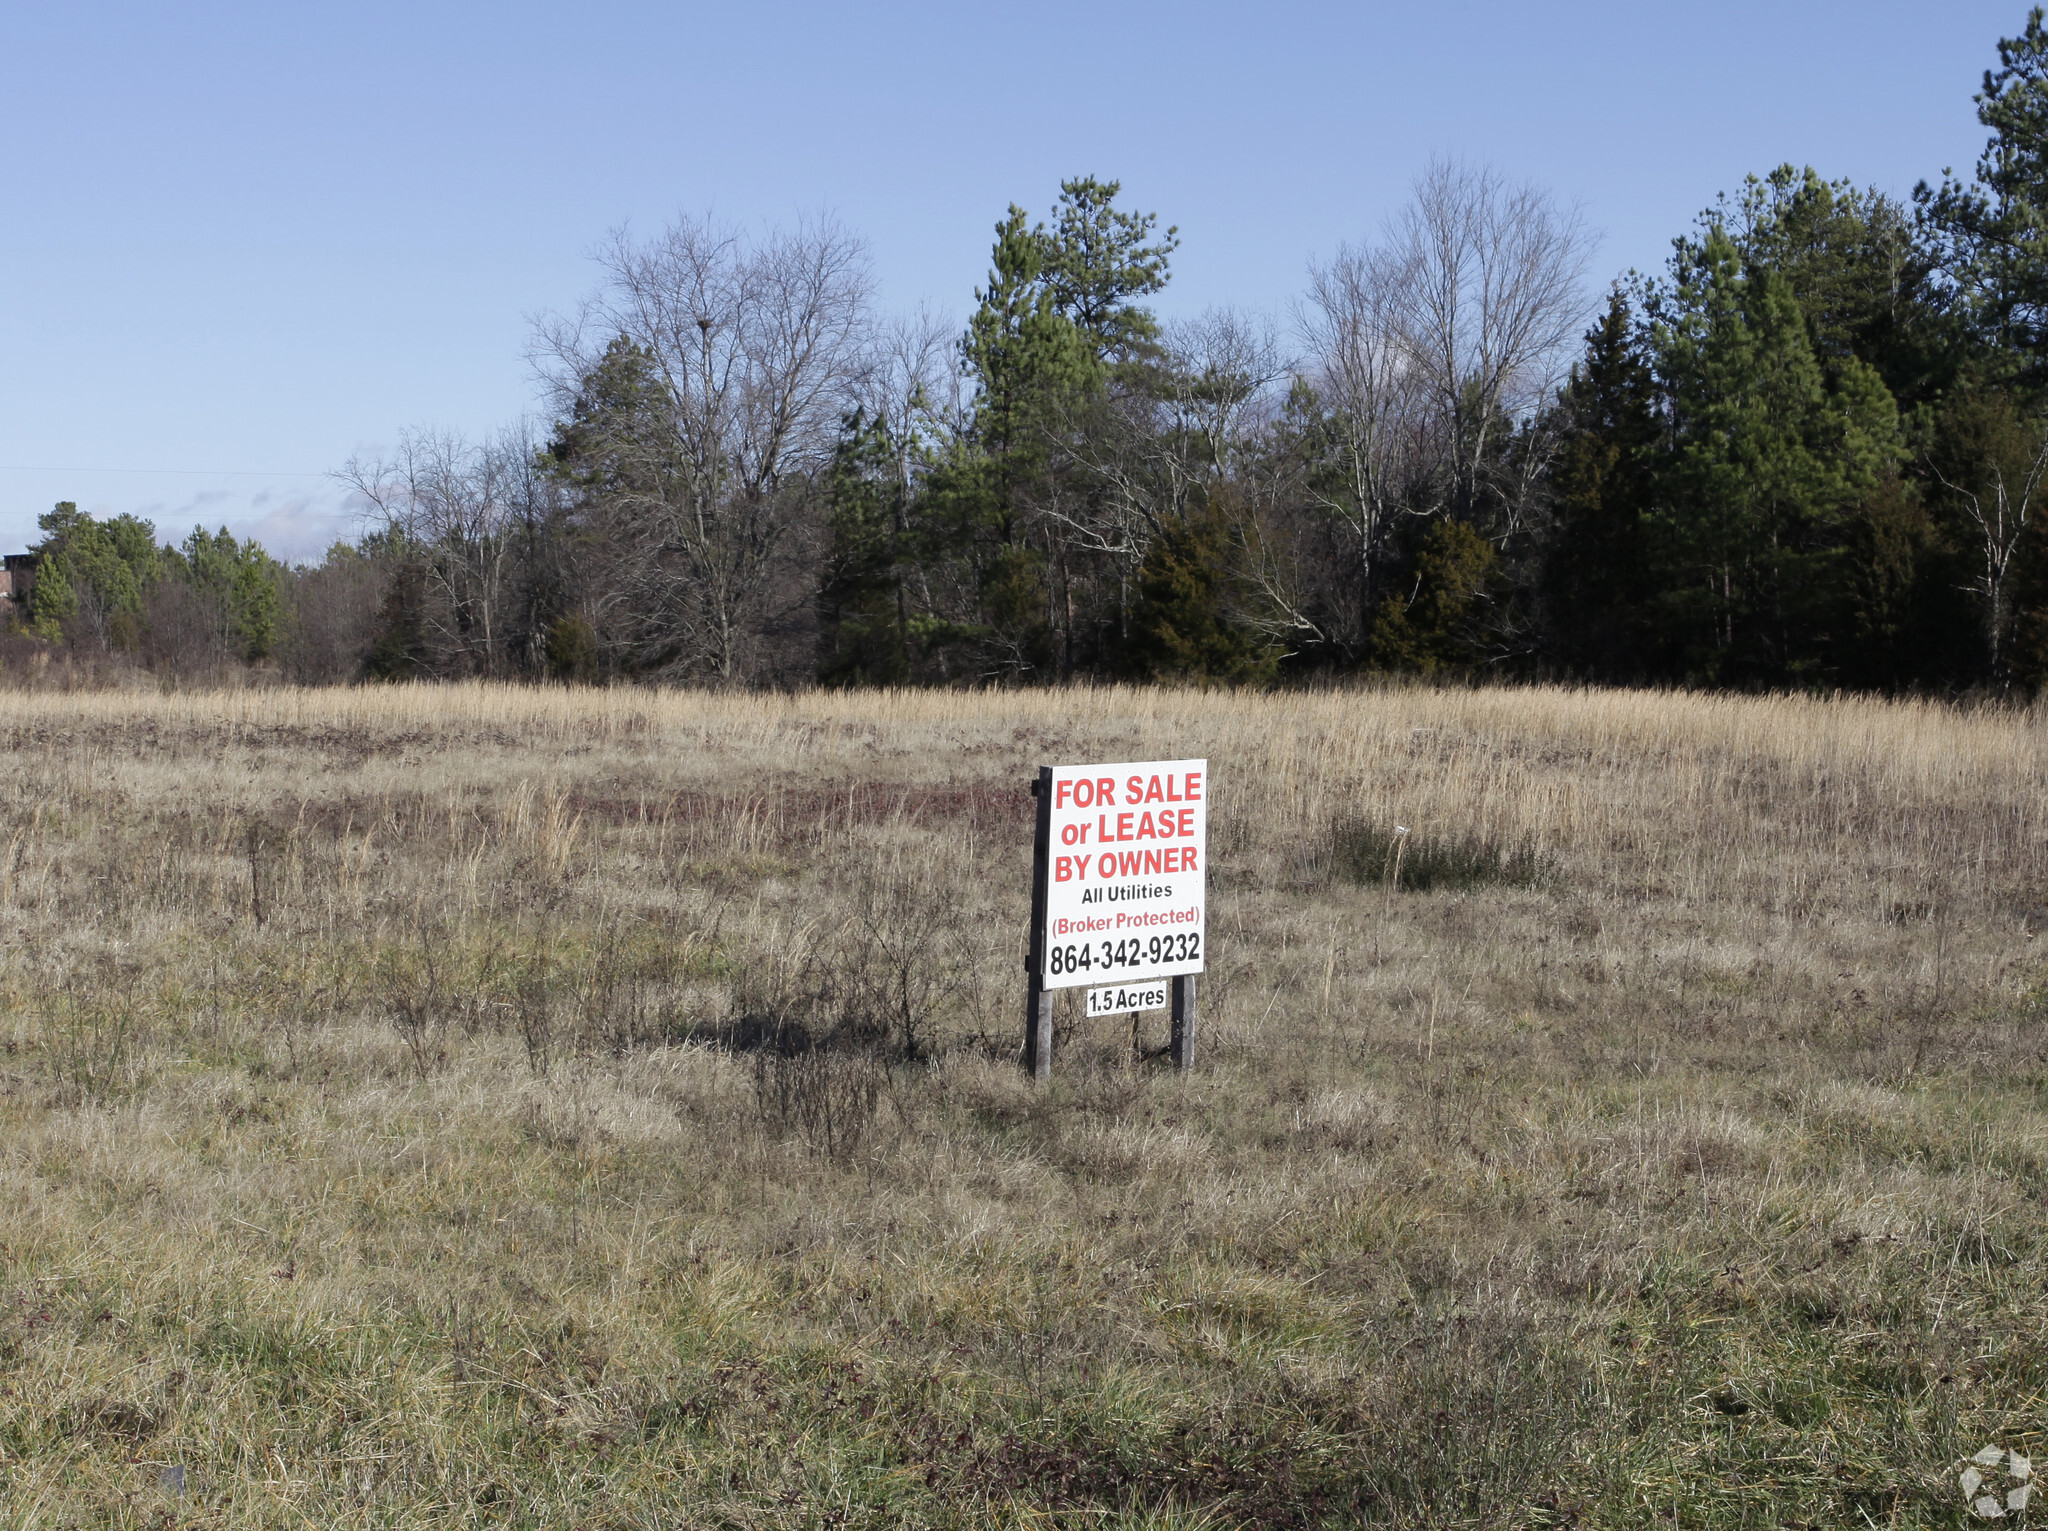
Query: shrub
[[1329, 815, 1549, 892], [750, 1031, 888, 1162]]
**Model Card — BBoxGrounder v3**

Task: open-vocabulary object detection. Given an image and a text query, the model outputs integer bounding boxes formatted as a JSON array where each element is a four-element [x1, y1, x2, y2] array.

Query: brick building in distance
[[0, 553, 36, 610]]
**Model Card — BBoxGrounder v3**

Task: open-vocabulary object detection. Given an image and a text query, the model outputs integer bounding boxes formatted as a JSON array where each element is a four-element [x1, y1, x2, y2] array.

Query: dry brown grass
[[1, 680, 2046, 1528]]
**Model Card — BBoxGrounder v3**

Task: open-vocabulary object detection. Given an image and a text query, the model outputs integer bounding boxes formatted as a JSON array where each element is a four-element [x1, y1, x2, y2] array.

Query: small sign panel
[[1086, 981, 1169, 1017], [1039, 758, 1206, 991]]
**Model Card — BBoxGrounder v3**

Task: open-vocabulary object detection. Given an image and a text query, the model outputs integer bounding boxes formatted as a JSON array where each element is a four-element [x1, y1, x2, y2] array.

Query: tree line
[[9, 503, 384, 683], [26, 9, 2048, 694]]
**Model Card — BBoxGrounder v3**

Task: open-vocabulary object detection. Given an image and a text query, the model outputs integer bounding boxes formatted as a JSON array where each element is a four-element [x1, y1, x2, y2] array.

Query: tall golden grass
[[0, 681, 2043, 1527]]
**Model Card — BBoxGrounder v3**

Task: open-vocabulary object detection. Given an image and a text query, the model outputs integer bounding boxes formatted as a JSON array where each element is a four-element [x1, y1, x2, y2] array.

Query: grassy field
[[1, 681, 2045, 1528]]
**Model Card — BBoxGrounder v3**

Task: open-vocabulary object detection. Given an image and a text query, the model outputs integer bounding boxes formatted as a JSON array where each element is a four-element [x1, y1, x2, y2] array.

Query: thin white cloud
[[220, 495, 358, 565], [18, 477, 365, 566]]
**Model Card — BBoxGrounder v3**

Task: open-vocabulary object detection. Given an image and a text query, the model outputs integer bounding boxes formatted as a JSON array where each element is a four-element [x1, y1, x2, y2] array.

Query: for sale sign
[[1037, 758, 1206, 991]]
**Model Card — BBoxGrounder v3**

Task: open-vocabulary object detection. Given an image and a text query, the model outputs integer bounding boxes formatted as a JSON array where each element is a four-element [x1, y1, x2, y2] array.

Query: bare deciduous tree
[[1157, 312, 1325, 650], [1299, 160, 1594, 648], [1035, 308, 1294, 657], [1161, 309, 1286, 481], [1389, 158, 1594, 531], [339, 427, 551, 675], [1051, 310, 1284, 559], [535, 214, 874, 681], [1931, 411, 2048, 686], [1300, 246, 1440, 630], [850, 305, 969, 488]]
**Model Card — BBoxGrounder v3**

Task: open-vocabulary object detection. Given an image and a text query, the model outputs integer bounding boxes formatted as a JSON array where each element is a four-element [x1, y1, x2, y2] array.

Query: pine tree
[[168, 526, 285, 662], [818, 413, 915, 686], [27, 502, 164, 648], [1707, 165, 1956, 405], [1543, 291, 1662, 678], [1034, 177, 1178, 366], [1652, 231, 1905, 684], [1660, 166, 1969, 690], [893, 177, 1181, 679], [961, 204, 1100, 495], [1919, 8, 2048, 366]]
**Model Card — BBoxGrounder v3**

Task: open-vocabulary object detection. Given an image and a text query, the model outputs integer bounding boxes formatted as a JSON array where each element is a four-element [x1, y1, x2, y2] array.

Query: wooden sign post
[[1025, 767, 1055, 1081], [1170, 971, 1196, 1070], [1026, 758, 1207, 1078]]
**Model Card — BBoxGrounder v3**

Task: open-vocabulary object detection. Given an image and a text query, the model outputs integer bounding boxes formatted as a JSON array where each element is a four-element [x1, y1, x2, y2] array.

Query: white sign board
[[1038, 758, 1206, 991], [1086, 981, 1169, 1017]]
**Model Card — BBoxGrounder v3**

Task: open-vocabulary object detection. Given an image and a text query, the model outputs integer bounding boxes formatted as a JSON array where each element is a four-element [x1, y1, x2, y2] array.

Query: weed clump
[[750, 1035, 887, 1162], [1329, 815, 1550, 892]]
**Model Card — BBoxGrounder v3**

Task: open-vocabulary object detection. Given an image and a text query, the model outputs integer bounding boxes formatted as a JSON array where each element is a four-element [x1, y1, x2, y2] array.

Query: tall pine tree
[[1652, 230, 1905, 685], [1543, 291, 1662, 679]]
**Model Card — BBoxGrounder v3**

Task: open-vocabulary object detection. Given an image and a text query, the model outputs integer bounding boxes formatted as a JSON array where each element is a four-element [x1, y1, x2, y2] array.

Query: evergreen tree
[[364, 561, 429, 681], [818, 412, 916, 686], [933, 206, 1089, 675], [1835, 472, 1965, 691], [1656, 168, 1973, 691], [543, 614, 599, 681], [541, 335, 674, 500], [1920, 8, 2048, 368], [961, 204, 1100, 489], [27, 502, 163, 647], [854, 176, 1181, 682], [1705, 165, 1956, 407], [1369, 520, 1501, 675], [1651, 231, 1906, 684], [1123, 505, 1277, 683], [1543, 291, 1662, 679], [1035, 177, 1179, 366], [536, 335, 677, 676], [166, 526, 285, 662]]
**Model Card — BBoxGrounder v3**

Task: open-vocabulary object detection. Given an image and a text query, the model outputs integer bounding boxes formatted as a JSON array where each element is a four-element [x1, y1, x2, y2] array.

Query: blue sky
[[0, 1, 2027, 561]]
